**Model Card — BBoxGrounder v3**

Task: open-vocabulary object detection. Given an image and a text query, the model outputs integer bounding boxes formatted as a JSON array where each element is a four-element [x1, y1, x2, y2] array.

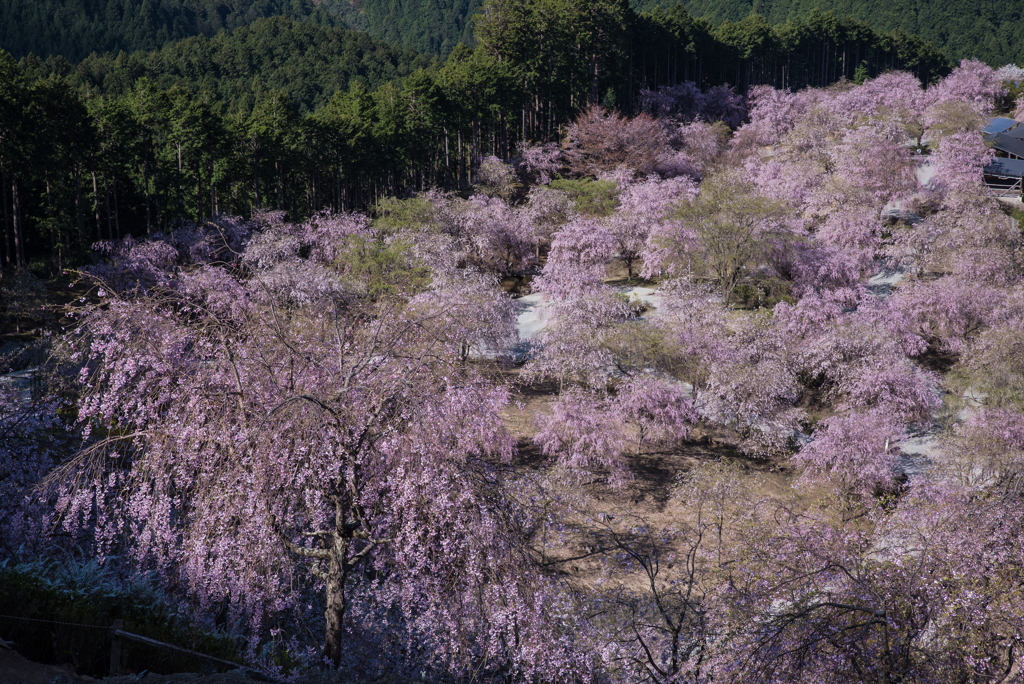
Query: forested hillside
[[361, 0, 482, 56], [4, 0, 1022, 66], [0, 0, 957, 280], [0, 0, 472, 62], [635, 0, 1024, 67], [19, 17, 436, 114], [0, 0, 369, 63]]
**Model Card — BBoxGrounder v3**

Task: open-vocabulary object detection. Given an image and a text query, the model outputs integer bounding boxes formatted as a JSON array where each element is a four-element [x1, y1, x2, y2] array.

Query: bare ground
[[0, 644, 92, 684], [500, 367, 798, 592]]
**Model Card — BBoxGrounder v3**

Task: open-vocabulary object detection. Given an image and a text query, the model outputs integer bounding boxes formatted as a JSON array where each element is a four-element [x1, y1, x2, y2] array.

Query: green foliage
[[474, 0, 633, 128], [1, 0, 1014, 69], [363, 0, 484, 56], [853, 62, 869, 84], [0, 557, 241, 677], [0, 0, 478, 61], [0, 0, 363, 64], [669, 173, 789, 305], [336, 234, 432, 298], [631, 0, 1024, 67], [548, 178, 620, 217], [999, 76, 1024, 114], [0, 1, 959, 276], [19, 17, 435, 114], [731, 277, 793, 309], [371, 196, 440, 234]]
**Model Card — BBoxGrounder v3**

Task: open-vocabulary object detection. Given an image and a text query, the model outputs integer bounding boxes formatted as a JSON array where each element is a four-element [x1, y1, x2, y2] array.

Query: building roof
[[984, 117, 1020, 135], [984, 157, 1024, 178], [982, 118, 1024, 157], [987, 132, 1024, 158]]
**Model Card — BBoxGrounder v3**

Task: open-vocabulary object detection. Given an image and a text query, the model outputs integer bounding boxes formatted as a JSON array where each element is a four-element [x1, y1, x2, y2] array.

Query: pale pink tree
[[607, 175, 697, 279], [926, 58, 1005, 116], [475, 155, 521, 199], [88, 236, 181, 292], [699, 313, 805, 455], [733, 85, 807, 149], [996, 64, 1024, 83], [940, 407, 1024, 493], [794, 409, 906, 495], [0, 381, 73, 549], [618, 375, 698, 455], [929, 130, 995, 205], [889, 276, 1007, 352], [673, 121, 725, 171], [516, 142, 563, 185], [886, 201, 1017, 283], [719, 486, 1024, 683], [744, 153, 827, 207], [524, 287, 630, 388], [656, 119, 726, 181], [949, 308, 1024, 411], [533, 388, 634, 487], [407, 268, 518, 363], [47, 219, 592, 679], [455, 194, 536, 275], [533, 376, 696, 486], [639, 82, 706, 122], [533, 217, 616, 298], [643, 173, 791, 305], [517, 186, 575, 257], [702, 85, 746, 128], [652, 278, 736, 394], [824, 118, 917, 208], [775, 291, 937, 416]]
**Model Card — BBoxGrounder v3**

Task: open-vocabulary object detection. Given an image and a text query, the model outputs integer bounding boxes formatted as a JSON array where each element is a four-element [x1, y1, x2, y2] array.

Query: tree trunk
[[105, 178, 113, 241], [144, 144, 152, 234], [12, 179, 23, 269], [46, 178, 56, 273], [114, 178, 121, 240], [253, 150, 260, 213], [75, 168, 84, 241], [323, 535, 351, 668], [2, 170, 9, 267], [93, 172, 102, 241], [211, 160, 217, 218], [196, 161, 203, 221], [276, 160, 283, 211], [178, 143, 184, 221]]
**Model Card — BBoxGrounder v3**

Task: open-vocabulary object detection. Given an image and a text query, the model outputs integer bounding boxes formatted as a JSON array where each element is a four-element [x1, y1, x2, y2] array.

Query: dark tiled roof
[[982, 118, 1024, 157], [983, 117, 1020, 135], [984, 157, 1024, 178], [987, 132, 1024, 158]]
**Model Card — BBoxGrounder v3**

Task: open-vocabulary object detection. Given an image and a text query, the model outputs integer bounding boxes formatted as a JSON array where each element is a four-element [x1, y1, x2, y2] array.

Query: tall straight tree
[[0, 50, 27, 270]]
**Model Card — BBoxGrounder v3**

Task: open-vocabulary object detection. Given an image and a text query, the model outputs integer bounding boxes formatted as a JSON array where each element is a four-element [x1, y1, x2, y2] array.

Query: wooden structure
[[984, 118, 1024, 159], [983, 157, 1024, 199]]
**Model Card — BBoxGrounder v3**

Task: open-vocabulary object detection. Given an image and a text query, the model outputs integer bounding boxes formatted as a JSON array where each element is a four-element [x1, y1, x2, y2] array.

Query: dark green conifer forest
[[636, 0, 1024, 68], [3, 0, 1023, 64], [0, 0, 1007, 275]]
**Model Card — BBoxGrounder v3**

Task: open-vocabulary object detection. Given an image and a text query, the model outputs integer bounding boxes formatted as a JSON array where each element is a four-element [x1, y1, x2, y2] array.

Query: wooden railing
[[987, 177, 1023, 198], [108, 621, 283, 682]]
